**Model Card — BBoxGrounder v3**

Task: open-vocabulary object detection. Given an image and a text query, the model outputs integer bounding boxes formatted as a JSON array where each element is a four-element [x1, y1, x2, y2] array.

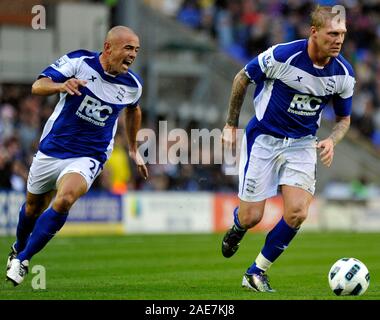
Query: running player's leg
[[222, 200, 265, 258], [7, 173, 87, 285], [7, 151, 57, 274], [245, 186, 312, 277], [16, 172, 87, 263], [244, 146, 315, 292], [244, 136, 317, 291], [6, 156, 100, 286], [13, 191, 55, 253], [14, 156, 101, 266], [238, 199, 281, 293], [242, 186, 312, 292], [222, 133, 279, 259], [8, 191, 55, 270], [282, 185, 313, 228]]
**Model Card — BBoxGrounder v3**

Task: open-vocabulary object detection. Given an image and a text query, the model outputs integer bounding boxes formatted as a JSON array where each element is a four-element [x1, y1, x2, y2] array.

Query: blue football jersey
[[244, 39, 355, 138], [37, 50, 143, 164]]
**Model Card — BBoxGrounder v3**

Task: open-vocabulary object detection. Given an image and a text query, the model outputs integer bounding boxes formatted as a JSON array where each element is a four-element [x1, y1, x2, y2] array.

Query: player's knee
[[239, 208, 263, 229], [25, 202, 44, 218], [54, 191, 77, 212], [285, 207, 308, 228]]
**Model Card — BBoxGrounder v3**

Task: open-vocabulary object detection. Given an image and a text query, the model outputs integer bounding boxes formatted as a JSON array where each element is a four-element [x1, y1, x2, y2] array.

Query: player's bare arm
[[31, 77, 87, 96], [317, 115, 350, 167], [125, 106, 148, 179], [222, 69, 251, 148]]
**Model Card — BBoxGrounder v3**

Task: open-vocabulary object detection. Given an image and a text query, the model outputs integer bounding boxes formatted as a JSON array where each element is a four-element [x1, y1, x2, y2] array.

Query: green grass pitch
[[0, 232, 379, 300]]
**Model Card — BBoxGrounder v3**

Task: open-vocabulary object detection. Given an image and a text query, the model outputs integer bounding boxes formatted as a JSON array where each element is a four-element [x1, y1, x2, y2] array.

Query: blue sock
[[232, 207, 246, 233], [14, 203, 37, 253], [17, 207, 68, 262], [247, 217, 298, 274]]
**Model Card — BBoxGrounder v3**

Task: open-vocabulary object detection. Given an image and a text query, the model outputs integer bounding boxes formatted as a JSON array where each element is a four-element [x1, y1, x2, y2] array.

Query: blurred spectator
[[0, 147, 12, 190], [18, 96, 41, 154], [354, 97, 376, 139], [350, 175, 370, 200], [103, 132, 132, 194], [143, 0, 182, 17], [0, 136, 28, 191], [11, 159, 28, 192], [177, 0, 203, 29], [0, 103, 16, 143]]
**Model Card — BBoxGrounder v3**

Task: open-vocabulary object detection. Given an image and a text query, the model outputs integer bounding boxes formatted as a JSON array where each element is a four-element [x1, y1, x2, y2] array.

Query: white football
[[328, 257, 370, 296]]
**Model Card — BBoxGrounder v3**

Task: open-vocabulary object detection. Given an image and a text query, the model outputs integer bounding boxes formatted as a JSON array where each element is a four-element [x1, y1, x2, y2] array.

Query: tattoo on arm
[[226, 70, 250, 127], [329, 116, 350, 146]]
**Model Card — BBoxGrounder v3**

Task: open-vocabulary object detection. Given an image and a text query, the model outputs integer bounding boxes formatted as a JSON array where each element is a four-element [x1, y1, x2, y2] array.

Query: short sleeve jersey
[[38, 50, 143, 164], [244, 39, 355, 138]]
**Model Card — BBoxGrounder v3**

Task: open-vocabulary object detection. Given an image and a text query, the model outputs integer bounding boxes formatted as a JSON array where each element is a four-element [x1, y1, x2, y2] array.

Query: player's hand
[[317, 137, 334, 167], [129, 150, 148, 180], [221, 124, 238, 150], [60, 79, 87, 96]]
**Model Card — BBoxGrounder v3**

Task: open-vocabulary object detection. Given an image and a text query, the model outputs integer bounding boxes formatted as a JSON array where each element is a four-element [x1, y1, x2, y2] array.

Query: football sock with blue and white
[[14, 203, 37, 253], [247, 217, 298, 275], [232, 207, 246, 233], [17, 207, 68, 262]]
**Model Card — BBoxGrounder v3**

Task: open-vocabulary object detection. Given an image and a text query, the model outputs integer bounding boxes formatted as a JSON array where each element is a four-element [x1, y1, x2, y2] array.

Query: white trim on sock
[[255, 252, 273, 272]]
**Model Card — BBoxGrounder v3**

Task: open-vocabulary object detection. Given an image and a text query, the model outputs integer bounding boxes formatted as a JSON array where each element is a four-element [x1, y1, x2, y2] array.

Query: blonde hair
[[310, 5, 341, 30]]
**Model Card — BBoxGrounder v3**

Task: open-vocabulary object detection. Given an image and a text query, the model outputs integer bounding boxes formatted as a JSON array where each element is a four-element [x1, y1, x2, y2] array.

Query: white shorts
[[27, 151, 102, 194], [238, 133, 317, 202]]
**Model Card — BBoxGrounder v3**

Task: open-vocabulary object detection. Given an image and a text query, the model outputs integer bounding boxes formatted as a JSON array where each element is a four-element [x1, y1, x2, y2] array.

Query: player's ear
[[103, 41, 111, 53], [310, 26, 318, 37]]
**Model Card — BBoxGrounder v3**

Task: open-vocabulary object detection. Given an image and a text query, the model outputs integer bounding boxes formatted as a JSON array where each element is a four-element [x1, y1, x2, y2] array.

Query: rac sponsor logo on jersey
[[76, 95, 112, 126], [288, 94, 322, 116]]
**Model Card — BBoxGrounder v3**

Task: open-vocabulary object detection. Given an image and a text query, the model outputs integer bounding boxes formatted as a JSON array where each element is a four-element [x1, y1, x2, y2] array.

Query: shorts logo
[[245, 178, 257, 194], [288, 94, 322, 116], [76, 95, 112, 126]]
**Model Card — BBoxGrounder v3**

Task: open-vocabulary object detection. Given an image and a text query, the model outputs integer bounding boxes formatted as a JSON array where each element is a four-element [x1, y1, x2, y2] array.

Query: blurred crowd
[[0, 85, 46, 192], [152, 0, 380, 149], [0, 84, 237, 193]]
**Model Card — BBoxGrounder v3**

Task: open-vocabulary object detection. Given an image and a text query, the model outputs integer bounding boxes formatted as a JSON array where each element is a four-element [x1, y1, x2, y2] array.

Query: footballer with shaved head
[[6, 26, 148, 285]]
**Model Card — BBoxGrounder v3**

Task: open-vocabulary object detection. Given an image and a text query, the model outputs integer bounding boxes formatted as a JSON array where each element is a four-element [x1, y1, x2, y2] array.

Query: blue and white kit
[[28, 50, 143, 194], [239, 39, 355, 201]]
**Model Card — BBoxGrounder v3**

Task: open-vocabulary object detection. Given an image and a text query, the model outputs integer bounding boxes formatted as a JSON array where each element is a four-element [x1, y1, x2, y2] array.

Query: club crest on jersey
[[325, 78, 336, 94], [76, 95, 112, 126], [116, 86, 126, 102], [288, 94, 322, 116]]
